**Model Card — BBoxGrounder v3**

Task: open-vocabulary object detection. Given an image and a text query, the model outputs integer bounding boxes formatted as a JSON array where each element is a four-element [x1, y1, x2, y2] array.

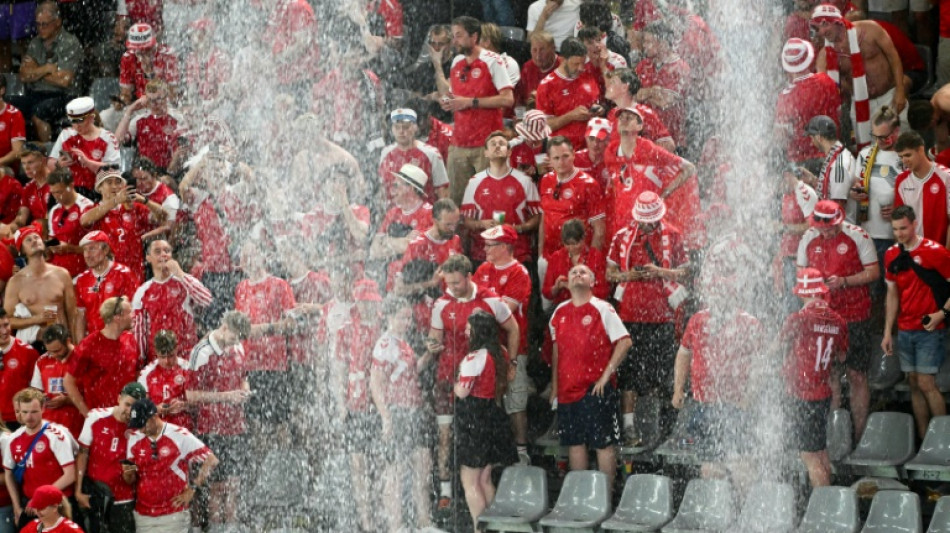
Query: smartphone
[[44, 238, 60, 247]]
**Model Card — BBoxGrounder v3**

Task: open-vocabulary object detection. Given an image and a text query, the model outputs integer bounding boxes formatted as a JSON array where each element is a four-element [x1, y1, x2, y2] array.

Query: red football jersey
[[47, 196, 93, 277], [457, 347, 507, 400], [178, 199, 233, 277], [20, 517, 82, 533], [67, 331, 139, 410], [139, 358, 193, 430], [894, 164, 950, 246], [184, 47, 231, 102], [378, 142, 449, 204], [681, 309, 762, 404], [604, 145, 662, 243], [187, 337, 246, 436], [635, 58, 690, 146], [797, 224, 878, 321], [288, 271, 330, 365], [430, 285, 512, 382], [541, 244, 609, 304], [130, 113, 179, 170], [370, 0, 404, 38], [781, 301, 849, 401], [126, 423, 210, 517], [607, 222, 688, 323], [0, 339, 39, 422], [536, 69, 601, 148], [387, 231, 462, 291], [475, 260, 531, 354], [20, 180, 49, 222], [0, 175, 23, 224], [606, 103, 673, 147], [119, 46, 179, 100], [449, 50, 514, 148], [49, 129, 120, 191], [30, 354, 83, 438], [884, 238, 950, 331], [461, 168, 540, 262], [371, 332, 423, 409], [132, 274, 213, 362], [517, 56, 561, 106], [775, 73, 841, 162], [378, 202, 432, 238], [234, 275, 296, 372], [538, 169, 605, 259], [3, 423, 76, 498], [550, 297, 629, 403], [780, 182, 818, 257], [92, 202, 151, 283], [74, 261, 139, 336], [573, 150, 610, 190], [79, 408, 134, 501], [0, 104, 25, 162]]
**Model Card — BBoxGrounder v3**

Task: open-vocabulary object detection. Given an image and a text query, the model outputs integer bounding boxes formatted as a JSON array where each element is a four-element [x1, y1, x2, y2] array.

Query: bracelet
[[842, 276, 848, 287]]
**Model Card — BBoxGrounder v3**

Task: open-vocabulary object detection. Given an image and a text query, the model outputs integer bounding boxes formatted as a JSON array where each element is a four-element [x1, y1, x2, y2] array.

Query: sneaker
[[517, 450, 531, 466], [623, 425, 642, 447]]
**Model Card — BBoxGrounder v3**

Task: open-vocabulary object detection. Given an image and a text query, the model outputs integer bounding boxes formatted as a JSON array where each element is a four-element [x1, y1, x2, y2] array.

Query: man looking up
[[536, 37, 601, 149]]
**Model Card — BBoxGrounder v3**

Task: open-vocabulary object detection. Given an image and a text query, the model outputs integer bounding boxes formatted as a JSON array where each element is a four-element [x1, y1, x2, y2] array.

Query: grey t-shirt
[[24, 29, 82, 94]]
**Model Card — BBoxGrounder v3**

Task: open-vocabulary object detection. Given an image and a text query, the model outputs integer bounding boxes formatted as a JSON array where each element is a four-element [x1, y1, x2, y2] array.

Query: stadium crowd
[[0, 0, 941, 531]]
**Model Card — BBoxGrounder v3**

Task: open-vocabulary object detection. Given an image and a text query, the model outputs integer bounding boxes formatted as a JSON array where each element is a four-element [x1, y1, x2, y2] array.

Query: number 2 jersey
[[780, 300, 849, 401]]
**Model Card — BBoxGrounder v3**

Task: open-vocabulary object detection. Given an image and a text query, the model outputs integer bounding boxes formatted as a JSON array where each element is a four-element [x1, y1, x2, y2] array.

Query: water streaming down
[[154, 0, 807, 530]]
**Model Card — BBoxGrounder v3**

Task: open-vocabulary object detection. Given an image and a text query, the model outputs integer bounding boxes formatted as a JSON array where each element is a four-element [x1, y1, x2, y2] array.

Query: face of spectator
[[0, 317, 10, 346], [586, 135, 608, 158], [218, 324, 241, 347], [390, 178, 415, 203], [434, 209, 460, 239], [530, 40, 556, 69], [484, 241, 508, 264], [642, 32, 662, 59], [812, 20, 839, 42], [582, 37, 605, 61], [604, 75, 627, 103], [429, 31, 452, 58], [35, 12, 60, 40], [116, 394, 136, 422], [391, 120, 417, 147], [617, 112, 642, 136], [817, 224, 840, 240], [18, 399, 43, 430], [568, 264, 594, 290], [240, 242, 266, 276], [443, 270, 472, 298], [72, 115, 95, 135], [389, 306, 412, 337], [484, 135, 510, 161], [49, 183, 75, 206], [21, 232, 45, 257], [146, 88, 168, 115], [563, 238, 584, 257], [22, 154, 45, 180], [897, 146, 927, 173], [891, 216, 916, 245], [562, 54, 586, 78], [452, 25, 477, 56], [111, 300, 134, 331], [100, 176, 126, 199], [549, 144, 575, 177], [146, 240, 173, 270], [45, 340, 69, 361], [356, 301, 379, 321], [871, 122, 899, 151], [133, 169, 157, 194], [82, 242, 110, 270]]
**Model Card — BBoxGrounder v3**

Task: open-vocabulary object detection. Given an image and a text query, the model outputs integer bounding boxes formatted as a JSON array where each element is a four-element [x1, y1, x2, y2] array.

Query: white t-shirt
[[855, 146, 901, 239], [526, 0, 582, 49]]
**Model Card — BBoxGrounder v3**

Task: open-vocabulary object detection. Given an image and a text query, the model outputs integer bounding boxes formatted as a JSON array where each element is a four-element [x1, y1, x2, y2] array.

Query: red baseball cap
[[28, 485, 64, 510], [810, 200, 844, 228], [79, 230, 112, 249], [480, 224, 518, 245]]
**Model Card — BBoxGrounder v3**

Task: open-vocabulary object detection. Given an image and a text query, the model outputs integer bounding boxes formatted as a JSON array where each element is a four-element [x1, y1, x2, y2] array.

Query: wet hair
[[20, 142, 47, 159], [153, 329, 177, 356], [147, 239, 171, 255], [893, 131, 925, 152], [47, 168, 74, 187], [467, 310, 508, 406], [429, 24, 450, 38], [605, 68, 641, 96], [559, 37, 587, 59], [432, 198, 458, 221], [441, 254, 473, 276], [99, 296, 127, 324], [579, 1, 613, 32], [480, 22, 503, 51], [144, 79, 168, 94], [907, 100, 934, 132], [871, 105, 900, 129], [13, 387, 45, 406], [484, 130, 509, 148], [577, 26, 604, 43], [891, 205, 916, 223], [41, 324, 70, 344], [383, 296, 410, 317], [560, 219, 586, 244], [643, 21, 675, 47], [528, 30, 554, 48], [222, 310, 251, 340], [452, 16, 482, 40], [547, 135, 574, 152], [131, 155, 161, 175]]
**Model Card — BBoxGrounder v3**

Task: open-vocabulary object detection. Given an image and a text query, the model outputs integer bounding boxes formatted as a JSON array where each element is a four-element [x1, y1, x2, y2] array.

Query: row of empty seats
[[480, 466, 950, 533]]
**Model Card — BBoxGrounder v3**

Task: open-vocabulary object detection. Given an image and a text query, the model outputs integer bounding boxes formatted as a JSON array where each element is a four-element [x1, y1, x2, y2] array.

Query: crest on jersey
[[122, 213, 132, 222], [159, 446, 171, 457], [34, 441, 46, 453], [105, 282, 114, 293], [6, 359, 17, 369], [931, 183, 941, 195], [0, 123, 6, 131], [505, 187, 516, 197], [582, 315, 592, 326], [836, 243, 849, 255], [500, 275, 508, 284], [914, 255, 923, 264], [68, 212, 79, 221], [92, 149, 103, 160], [174, 375, 185, 384], [471, 67, 482, 79], [562, 188, 574, 200]]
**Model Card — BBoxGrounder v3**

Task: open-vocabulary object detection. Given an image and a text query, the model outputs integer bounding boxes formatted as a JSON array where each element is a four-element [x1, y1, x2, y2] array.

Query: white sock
[[440, 480, 452, 498], [623, 413, 635, 428]]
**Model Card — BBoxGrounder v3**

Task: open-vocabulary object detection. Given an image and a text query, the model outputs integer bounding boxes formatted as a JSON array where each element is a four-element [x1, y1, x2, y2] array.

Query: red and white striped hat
[[810, 199, 844, 228], [632, 191, 666, 224], [794, 267, 829, 296], [515, 110, 551, 142], [126, 23, 156, 50], [811, 3, 844, 25], [586, 117, 612, 141], [782, 38, 815, 74]]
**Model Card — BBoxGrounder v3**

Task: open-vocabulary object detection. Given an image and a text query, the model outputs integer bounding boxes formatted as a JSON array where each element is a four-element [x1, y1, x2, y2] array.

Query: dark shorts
[[688, 403, 750, 461], [786, 397, 830, 453], [246, 370, 291, 424], [897, 329, 946, 374], [200, 434, 248, 482], [433, 378, 454, 419], [620, 322, 677, 395], [456, 396, 516, 468], [558, 385, 620, 450], [345, 412, 379, 455], [846, 320, 872, 372], [6, 91, 71, 124], [0, 2, 35, 41]]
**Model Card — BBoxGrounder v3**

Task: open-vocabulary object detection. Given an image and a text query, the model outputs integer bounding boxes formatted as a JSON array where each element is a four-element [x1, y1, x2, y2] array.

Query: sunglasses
[[150, 439, 158, 460], [69, 115, 89, 124], [459, 64, 472, 83], [813, 213, 837, 224], [91, 274, 105, 293], [552, 182, 563, 200], [871, 130, 896, 142]]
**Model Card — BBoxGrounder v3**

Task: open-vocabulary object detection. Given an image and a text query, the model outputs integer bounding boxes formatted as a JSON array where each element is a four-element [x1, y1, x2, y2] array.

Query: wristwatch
[[472, 98, 479, 109]]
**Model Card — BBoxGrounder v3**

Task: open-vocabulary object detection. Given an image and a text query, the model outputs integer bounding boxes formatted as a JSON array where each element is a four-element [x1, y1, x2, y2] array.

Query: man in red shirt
[[138, 330, 192, 431], [377, 108, 449, 204], [0, 78, 26, 173], [797, 200, 879, 438], [123, 397, 217, 532], [64, 296, 139, 417], [536, 37, 601, 150], [370, 164, 434, 266], [775, 38, 842, 167], [49, 97, 121, 194], [474, 225, 533, 463], [423, 254, 518, 509], [75, 381, 147, 532], [0, 168, 23, 226], [186, 311, 251, 532], [114, 79, 182, 171], [390, 198, 463, 296], [603, 68, 674, 152], [573, 118, 612, 189], [550, 264, 631, 494], [131, 156, 179, 238], [635, 21, 690, 147], [74, 230, 138, 338], [607, 192, 688, 446], [893, 132, 950, 248], [439, 16, 514, 204], [461, 131, 541, 265], [3, 388, 77, 527], [538, 136, 605, 261], [883, 206, 950, 438], [46, 169, 92, 278], [517, 31, 561, 107], [778, 268, 848, 487], [0, 310, 40, 430], [1, 143, 50, 239], [118, 24, 179, 104], [30, 326, 83, 438]]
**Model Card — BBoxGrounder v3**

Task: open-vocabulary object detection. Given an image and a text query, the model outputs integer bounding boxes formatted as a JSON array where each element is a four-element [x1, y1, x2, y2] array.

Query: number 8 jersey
[[780, 300, 849, 401]]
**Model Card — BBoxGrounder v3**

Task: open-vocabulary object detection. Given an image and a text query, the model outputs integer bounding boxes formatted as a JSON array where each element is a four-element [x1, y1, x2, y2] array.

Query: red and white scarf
[[621, 222, 688, 309], [823, 19, 870, 149]]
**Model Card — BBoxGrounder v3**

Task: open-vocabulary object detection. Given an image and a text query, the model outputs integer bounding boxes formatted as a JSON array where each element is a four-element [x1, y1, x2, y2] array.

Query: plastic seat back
[[928, 496, 950, 533], [604, 474, 672, 529], [797, 486, 860, 533], [846, 412, 915, 466], [480, 465, 548, 522], [909, 416, 950, 468], [827, 408, 853, 462], [541, 470, 611, 526], [499, 26, 527, 41], [635, 395, 665, 450], [3, 73, 23, 97], [662, 478, 734, 532], [912, 45, 934, 95], [861, 490, 922, 532], [735, 481, 796, 532], [90, 77, 120, 111]]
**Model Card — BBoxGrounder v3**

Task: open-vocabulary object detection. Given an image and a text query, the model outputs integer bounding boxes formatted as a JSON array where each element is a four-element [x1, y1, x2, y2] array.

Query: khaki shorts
[[503, 354, 530, 414], [133, 510, 189, 533]]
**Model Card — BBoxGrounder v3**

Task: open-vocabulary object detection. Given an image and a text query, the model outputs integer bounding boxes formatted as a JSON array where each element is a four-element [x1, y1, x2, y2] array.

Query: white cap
[[66, 97, 95, 118]]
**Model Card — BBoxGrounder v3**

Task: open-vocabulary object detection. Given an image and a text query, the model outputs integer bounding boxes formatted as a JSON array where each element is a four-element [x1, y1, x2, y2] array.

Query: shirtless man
[[812, 4, 906, 134], [930, 84, 950, 159], [289, 114, 367, 208], [3, 225, 80, 346]]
